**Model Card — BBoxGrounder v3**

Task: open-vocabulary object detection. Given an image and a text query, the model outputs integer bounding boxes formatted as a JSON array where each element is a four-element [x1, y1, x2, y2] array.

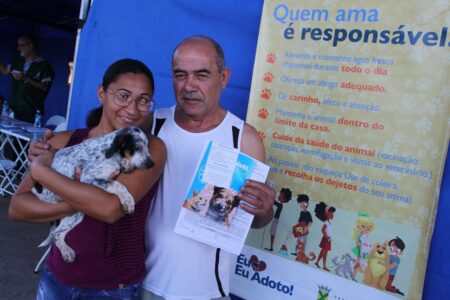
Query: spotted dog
[[32, 126, 154, 263]]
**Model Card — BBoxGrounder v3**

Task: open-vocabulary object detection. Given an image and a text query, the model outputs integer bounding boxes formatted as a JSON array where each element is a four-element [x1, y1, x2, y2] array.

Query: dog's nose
[[144, 157, 155, 169]]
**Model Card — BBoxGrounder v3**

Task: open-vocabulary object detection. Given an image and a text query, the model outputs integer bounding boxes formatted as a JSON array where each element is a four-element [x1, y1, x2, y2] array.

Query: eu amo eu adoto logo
[[235, 254, 294, 296]]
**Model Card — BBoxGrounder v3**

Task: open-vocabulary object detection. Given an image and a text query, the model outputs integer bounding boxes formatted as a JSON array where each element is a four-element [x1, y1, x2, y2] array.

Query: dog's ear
[[213, 186, 225, 194], [105, 133, 133, 159], [232, 195, 241, 207]]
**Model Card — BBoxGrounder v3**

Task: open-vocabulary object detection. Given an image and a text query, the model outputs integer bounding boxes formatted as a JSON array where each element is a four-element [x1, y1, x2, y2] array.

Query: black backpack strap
[[232, 125, 240, 149], [215, 248, 226, 297], [154, 118, 166, 137]]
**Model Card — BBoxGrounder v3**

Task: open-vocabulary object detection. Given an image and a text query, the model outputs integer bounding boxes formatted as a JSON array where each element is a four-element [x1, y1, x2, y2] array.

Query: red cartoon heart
[[250, 255, 266, 272]]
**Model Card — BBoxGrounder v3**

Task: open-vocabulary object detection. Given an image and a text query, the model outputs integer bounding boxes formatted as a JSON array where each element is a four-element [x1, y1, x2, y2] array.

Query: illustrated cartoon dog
[[332, 253, 354, 279], [295, 240, 316, 264], [184, 184, 214, 216], [363, 242, 390, 289], [206, 186, 240, 226], [32, 126, 154, 263]]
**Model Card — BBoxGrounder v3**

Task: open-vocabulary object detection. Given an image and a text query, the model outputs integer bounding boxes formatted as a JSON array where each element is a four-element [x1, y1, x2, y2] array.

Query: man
[[142, 36, 274, 300], [265, 187, 292, 252], [29, 36, 275, 300], [0, 35, 54, 123]]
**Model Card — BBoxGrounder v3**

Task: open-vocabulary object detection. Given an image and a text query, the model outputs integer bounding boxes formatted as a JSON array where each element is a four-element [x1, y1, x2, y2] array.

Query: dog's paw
[[117, 185, 135, 214], [61, 247, 76, 263], [55, 233, 76, 263], [103, 180, 135, 214], [121, 198, 135, 214]]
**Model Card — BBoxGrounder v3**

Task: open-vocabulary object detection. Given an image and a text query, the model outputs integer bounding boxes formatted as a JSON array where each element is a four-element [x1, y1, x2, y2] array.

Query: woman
[[9, 58, 166, 299], [314, 201, 336, 272]]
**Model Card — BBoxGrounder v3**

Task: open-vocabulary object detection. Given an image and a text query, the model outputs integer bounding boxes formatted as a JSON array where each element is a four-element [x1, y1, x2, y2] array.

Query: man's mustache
[[183, 92, 202, 100]]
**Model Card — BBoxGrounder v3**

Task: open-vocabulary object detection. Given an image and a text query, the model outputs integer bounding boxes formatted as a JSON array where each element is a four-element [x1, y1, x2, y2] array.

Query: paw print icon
[[266, 53, 276, 64], [260, 89, 272, 100], [258, 131, 266, 139], [258, 108, 269, 119], [263, 72, 274, 83]]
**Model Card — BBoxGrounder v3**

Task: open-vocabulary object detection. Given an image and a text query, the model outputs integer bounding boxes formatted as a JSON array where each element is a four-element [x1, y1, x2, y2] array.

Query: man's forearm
[[25, 77, 49, 92]]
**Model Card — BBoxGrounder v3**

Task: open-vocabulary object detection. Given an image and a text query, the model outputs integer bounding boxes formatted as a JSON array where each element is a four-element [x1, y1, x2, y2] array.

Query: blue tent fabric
[[69, 1, 449, 298], [68, 0, 263, 127]]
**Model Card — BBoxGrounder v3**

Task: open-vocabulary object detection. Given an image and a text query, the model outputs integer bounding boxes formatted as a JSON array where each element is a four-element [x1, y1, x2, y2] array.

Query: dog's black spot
[[105, 133, 134, 158], [34, 183, 43, 193]]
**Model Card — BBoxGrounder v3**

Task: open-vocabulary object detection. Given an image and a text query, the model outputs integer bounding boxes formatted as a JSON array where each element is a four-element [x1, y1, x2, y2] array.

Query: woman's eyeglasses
[[106, 88, 155, 112]]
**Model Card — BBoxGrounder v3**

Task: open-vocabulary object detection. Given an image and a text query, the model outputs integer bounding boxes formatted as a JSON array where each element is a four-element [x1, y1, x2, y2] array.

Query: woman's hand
[[28, 129, 54, 164], [29, 150, 55, 181]]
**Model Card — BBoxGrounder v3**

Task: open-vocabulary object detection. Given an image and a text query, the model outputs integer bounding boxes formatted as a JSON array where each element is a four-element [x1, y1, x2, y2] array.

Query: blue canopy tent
[[5, 0, 447, 298]]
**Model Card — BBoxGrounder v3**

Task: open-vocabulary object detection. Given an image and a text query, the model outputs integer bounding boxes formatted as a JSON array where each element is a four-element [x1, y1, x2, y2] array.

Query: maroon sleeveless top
[[46, 128, 157, 289]]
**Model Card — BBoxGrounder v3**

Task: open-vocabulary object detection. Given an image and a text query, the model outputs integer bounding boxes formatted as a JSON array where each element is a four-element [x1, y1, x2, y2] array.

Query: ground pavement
[[0, 196, 49, 299]]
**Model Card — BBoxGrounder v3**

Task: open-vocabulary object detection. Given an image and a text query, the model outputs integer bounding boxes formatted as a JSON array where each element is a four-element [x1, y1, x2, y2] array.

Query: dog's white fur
[[32, 126, 154, 263]]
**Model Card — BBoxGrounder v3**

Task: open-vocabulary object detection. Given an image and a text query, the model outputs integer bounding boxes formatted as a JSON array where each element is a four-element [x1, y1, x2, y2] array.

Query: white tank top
[[143, 106, 244, 300]]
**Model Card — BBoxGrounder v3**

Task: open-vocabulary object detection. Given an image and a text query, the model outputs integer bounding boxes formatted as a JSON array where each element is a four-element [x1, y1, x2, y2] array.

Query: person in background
[[10, 58, 166, 300], [0, 34, 54, 123], [265, 187, 292, 252], [28, 35, 275, 300]]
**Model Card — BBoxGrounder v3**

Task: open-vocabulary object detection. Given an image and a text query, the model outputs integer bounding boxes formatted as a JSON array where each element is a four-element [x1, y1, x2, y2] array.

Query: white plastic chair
[[45, 115, 65, 128], [0, 159, 16, 196], [54, 120, 67, 132], [0, 133, 17, 196]]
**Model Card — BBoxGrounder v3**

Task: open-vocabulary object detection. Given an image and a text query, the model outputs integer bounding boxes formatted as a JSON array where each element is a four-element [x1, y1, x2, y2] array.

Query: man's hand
[[11, 70, 25, 81], [28, 129, 54, 164], [239, 179, 275, 228]]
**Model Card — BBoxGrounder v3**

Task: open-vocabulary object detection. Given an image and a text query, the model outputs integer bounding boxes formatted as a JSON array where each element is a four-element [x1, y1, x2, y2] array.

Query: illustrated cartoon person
[[265, 187, 292, 251], [314, 201, 336, 271], [291, 194, 313, 256], [385, 236, 405, 296], [351, 212, 376, 280]]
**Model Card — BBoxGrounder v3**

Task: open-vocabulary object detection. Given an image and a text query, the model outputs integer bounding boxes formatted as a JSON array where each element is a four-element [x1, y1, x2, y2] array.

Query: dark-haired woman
[[314, 201, 336, 271], [9, 59, 166, 299]]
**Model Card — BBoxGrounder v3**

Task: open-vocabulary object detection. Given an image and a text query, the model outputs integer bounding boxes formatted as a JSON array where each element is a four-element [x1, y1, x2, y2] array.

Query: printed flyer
[[231, 1, 450, 299], [174, 141, 270, 255]]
